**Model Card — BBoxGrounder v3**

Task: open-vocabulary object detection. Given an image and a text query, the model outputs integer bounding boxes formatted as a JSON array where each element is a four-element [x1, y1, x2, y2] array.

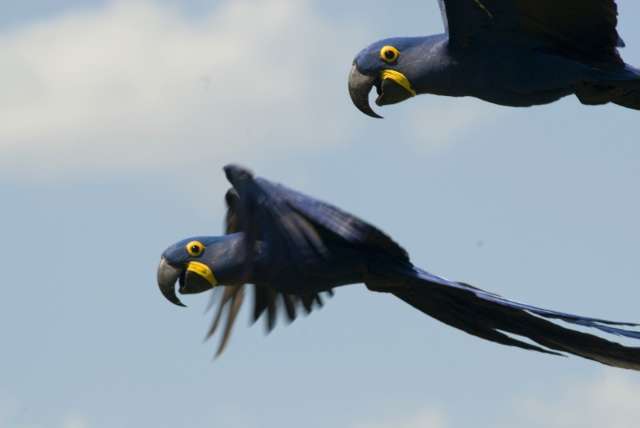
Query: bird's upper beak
[[348, 64, 416, 118], [157, 257, 218, 307]]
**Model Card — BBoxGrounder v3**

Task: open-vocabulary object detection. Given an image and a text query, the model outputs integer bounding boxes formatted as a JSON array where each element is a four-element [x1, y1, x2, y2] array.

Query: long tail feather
[[577, 66, 640, 110], [388, 267, 640, 370], [612, 88, 640, 110]]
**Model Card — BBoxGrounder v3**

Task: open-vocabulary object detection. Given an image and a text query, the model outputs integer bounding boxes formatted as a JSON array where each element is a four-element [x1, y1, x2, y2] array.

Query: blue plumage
[[157, 165, 640, 369], [348, 0, 640, 117]]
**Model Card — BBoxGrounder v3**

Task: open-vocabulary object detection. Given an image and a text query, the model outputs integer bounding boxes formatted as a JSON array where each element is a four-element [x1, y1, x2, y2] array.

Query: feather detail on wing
[[223, 164, 409, 265], [205, 284, 333, 356], [439, 0, 623, 65], [204, 168, 349, 356]]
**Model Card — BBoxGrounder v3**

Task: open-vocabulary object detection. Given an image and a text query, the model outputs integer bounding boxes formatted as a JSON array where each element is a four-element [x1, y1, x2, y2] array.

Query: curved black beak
[[348, 64, 383, 119], [157, 257, 186, 307]]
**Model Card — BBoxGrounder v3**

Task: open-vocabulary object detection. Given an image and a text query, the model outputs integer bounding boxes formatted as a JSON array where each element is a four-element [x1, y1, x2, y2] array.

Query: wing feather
[[253, 176, 409, 263], [440, 0, 623, 65], [203, 169, 341, 355]]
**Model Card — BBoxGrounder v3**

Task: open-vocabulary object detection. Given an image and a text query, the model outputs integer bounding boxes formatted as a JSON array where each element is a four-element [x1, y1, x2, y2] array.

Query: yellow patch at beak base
[[381, 70, 416, 97], [187, 261, 217, 286]]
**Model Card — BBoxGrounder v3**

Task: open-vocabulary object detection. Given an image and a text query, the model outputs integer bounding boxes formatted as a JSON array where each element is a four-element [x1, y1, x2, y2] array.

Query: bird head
[[157, 234, 245, 307], [348, 37, 422, 118]]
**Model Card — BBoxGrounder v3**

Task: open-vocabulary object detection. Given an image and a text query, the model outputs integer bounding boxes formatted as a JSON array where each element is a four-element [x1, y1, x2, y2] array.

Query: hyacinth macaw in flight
[[157, 165, 640, 370], [348, 0, 640, 117]]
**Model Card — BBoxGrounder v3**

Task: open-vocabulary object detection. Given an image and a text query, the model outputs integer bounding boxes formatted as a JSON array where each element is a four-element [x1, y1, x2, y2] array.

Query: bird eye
[[380, 45, 400, 63], [186, 240, 205, 257]]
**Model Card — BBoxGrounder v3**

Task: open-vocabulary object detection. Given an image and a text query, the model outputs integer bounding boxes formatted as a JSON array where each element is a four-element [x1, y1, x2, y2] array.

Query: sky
[[1, 1, 640, 427]]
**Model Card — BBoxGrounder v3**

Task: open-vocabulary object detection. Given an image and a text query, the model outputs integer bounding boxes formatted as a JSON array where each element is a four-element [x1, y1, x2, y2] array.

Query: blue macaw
[[157, 165, 640, 369], [348, 0, 640, 117]]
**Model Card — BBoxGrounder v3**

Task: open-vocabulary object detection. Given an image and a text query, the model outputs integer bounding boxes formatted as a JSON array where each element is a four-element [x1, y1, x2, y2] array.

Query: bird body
[[158, 165, 640, 370], [348, 0, 640, 117]]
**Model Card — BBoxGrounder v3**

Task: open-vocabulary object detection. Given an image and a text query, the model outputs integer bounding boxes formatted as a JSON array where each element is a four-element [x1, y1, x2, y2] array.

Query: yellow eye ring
[[380, 45, 400, 63], [186, 240, 205, 257]]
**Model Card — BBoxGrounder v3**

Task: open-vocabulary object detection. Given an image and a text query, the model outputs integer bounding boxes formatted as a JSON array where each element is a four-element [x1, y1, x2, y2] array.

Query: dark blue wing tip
[[617, 36, 626, 48], [223, 164, 254, 184]]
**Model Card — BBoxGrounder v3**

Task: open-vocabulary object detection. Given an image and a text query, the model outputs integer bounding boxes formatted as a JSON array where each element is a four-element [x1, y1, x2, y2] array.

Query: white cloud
[[361, 372, 640, 428], [0, 0, 362, 179], [352, 406, 448, 428], [510, 372, 640, 428], [0, 394, 19, 428], [62, 414, 89, 428], [0, 392, 90, 428]]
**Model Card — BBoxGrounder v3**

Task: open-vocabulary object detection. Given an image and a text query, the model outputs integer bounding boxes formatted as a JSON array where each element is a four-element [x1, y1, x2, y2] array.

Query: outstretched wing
[[205, 164, 409, 355], [439, 0, 623, 65], [224, 164, 409, 268], [392, 266, 640, 370], [204, 177, 336, 356]]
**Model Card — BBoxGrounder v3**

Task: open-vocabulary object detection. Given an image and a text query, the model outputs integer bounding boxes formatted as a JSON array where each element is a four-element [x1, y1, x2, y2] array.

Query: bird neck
[[209, 233, 275, 286], [204, 233, 249, 285], [402, 35, 469, 97]]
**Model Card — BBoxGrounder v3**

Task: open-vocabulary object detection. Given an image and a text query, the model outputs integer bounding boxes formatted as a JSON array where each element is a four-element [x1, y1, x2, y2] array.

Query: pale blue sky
[[2, 1, 640, 428]]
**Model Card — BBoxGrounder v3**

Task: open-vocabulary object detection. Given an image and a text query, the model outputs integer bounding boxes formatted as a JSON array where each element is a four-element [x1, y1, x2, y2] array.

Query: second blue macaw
[[157, 165, 640, 370], [349, 0, 640, 117]]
